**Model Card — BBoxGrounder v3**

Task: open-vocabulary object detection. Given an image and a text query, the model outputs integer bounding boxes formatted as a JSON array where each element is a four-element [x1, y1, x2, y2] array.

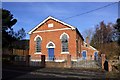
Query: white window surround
[[46, 41, 55, 48], [34, 52, 42, 54], [61, 52, 69, 54], [60, 32, 69, 53], [60, 32, 69, 39], [34, 35, 42, 53], [48, 23, 53, 28], [34, 35, 42, 41]]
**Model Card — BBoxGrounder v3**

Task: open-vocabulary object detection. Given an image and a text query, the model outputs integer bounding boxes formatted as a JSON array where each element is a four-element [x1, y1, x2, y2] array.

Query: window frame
[[48, 23, 54, 28], [34, 35, 42, 54], [60, 33, 69, 54]]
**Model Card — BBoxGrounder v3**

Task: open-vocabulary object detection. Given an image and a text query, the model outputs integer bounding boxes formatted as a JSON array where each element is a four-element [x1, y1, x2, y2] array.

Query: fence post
[[41, 55, 46, 68], [101, 54, 106, 70], [119, 56, 120, 61], [66, 54, 71, 68]]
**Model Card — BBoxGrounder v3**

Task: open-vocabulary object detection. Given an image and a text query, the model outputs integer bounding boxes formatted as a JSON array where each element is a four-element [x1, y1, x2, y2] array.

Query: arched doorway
[[46, 41, 55, 61], [94, 52, 98, 60], [82, 51, 87, 60]]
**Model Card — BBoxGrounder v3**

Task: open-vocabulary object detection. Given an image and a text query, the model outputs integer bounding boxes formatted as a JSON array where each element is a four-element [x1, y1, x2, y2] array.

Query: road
[[2, 66, 107, 80]]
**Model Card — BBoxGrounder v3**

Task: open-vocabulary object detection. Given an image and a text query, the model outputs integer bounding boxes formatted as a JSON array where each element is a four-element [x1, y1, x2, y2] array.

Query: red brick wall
[[29, 18, 97, 61], [81, 45, 98, 60], [29, 19, 83, 60], [76, 32, 83, 58]]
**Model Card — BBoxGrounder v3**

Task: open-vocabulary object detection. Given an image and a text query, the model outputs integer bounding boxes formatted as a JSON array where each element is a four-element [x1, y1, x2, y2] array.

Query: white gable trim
[[89, 46, 97, 51], [28, 16, 75, 34], [34, 35, 42, 41], [84, 42, 97, 51]]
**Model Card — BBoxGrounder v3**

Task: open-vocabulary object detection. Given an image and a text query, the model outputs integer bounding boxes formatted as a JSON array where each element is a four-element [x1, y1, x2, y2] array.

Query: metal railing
[[14, 56, 26, 61], [45, 57, 66, 62], [30, 56, 102, 68], [72, 60, 100, 69]]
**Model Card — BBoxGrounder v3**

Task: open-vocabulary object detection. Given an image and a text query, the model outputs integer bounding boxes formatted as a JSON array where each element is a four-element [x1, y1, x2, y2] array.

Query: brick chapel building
[[28, 16, 98, 62]]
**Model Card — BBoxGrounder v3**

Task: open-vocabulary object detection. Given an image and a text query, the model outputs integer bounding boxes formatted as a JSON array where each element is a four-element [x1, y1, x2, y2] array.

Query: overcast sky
[[2, 2, 118, 39]]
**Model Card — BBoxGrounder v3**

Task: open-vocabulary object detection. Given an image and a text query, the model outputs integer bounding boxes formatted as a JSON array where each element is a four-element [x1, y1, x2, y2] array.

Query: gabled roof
[[76, 28, 84, 41], [83, 42, 98, 51], [28, 16, 76, 34]]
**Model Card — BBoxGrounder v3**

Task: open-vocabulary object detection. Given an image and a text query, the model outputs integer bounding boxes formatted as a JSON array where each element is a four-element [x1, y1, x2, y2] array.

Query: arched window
[[61, 34, 68, 52], [36, 37, 42, 52]]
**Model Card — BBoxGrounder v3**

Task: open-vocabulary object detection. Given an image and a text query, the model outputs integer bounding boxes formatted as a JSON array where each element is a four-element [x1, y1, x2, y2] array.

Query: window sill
[[34, 52, 42, 54], [61, 52, 69, 54]]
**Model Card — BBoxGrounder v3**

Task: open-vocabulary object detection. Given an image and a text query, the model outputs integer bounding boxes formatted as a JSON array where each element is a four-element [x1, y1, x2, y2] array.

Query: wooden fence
[[13, 49, 29, 56], [3, 48, 30, 66], [2, 48, 12, 55]]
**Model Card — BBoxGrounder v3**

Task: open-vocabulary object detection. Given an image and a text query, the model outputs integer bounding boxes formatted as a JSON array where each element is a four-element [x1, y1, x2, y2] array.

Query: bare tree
[[90, 21, 117, 56], [82, 27, 94, 43]]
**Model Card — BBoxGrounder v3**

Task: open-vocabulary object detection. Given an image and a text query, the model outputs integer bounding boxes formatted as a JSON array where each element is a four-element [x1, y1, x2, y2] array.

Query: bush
[[117, 64, 120, 71]]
